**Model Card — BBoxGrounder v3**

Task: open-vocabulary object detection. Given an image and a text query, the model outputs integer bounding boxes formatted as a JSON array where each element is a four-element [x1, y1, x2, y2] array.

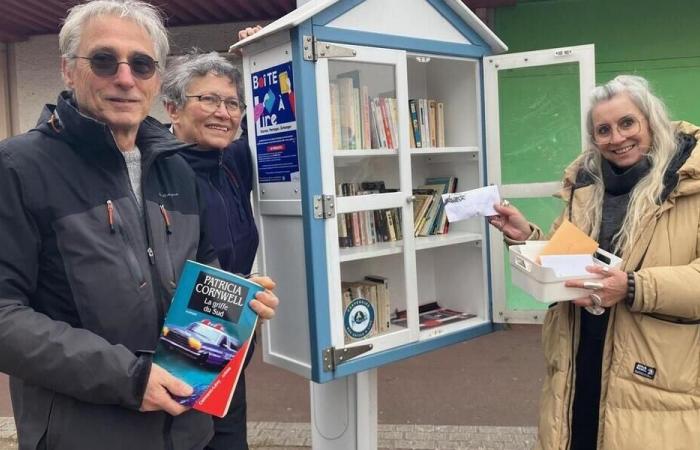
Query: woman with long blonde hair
[[490, 75, 700, 449]]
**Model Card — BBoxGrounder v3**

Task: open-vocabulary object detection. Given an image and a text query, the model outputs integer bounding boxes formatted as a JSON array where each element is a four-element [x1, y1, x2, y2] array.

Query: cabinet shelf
[[414, 231, 482, 250], [339, 240, 404, 262], [410, 146, 478, 155], [334, 149, 398, 157], [418, 316, 487, 340]]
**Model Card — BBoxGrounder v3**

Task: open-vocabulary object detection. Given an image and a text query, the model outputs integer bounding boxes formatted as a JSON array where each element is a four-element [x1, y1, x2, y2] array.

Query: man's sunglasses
[[73, 52, 159, 80]]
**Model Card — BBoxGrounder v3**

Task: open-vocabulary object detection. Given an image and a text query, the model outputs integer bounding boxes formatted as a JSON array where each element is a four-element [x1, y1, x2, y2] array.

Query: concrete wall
[[10, 21, 264, 134]]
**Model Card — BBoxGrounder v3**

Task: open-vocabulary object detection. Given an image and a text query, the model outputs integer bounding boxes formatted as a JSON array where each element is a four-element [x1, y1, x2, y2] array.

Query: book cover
[[408, 99, 422, 148], [153, 260, 263, 417]]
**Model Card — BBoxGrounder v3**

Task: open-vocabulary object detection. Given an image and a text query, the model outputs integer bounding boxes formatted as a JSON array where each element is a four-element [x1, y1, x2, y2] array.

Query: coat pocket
[[617, 313, 700, 393], [541, 303, 568, 374]]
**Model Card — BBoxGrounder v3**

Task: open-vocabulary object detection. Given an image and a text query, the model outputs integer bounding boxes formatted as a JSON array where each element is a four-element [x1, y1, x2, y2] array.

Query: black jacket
[[0, 92, 218, 450], [179, 119, 259, 276]]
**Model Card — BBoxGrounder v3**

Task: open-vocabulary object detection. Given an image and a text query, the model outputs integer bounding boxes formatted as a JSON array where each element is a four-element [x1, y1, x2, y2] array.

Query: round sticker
[[344, 298, 375, 339]]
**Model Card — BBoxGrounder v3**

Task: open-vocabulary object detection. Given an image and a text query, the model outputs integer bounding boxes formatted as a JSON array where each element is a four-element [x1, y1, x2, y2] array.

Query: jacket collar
[[179, 146, 223, 175], [35, 91, 193, 168]]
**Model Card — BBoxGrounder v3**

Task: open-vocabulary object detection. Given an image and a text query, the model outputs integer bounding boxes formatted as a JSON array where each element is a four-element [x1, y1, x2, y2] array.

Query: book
[[153, 260, 263, 417], [408, 99, 422, 148], [341, 281, 379, 343], [428, 100, 437, 147], [436, 102, 446, 147], [391, 302, 476, 329], [364, 275, 391, 333]]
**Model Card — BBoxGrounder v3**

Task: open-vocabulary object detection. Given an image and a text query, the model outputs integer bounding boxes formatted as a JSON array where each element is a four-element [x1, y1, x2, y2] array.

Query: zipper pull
[[159, 204, 173, 235], [147, 247, 155, 265], [106, 200, 116, 234]]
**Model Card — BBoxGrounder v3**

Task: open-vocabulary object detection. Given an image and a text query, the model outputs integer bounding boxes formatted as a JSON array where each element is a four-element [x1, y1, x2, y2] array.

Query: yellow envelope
[[539, 219, 598, 259]]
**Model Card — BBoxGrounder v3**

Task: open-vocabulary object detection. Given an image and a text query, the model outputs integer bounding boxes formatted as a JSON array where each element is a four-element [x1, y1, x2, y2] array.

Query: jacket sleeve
[[0, 150, 150, 409], [631, 226, 700, 321]]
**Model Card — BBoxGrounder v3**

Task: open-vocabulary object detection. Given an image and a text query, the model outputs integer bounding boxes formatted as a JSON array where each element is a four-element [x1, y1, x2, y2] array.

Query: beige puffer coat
[[534, 122, 700, 450]]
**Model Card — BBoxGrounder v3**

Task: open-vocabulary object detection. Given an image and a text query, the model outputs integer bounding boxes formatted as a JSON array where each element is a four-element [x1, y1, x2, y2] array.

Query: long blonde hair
[[576, 75, 678, 255]]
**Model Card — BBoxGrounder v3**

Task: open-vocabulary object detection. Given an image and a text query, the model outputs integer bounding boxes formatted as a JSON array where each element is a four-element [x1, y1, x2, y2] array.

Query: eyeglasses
[[185, 94, 246, 115], [592, 115, 643, 145], [72, 52, 159, 80]]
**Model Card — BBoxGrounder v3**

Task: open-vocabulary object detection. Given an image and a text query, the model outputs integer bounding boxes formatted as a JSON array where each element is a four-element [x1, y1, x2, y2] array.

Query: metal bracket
[[313, 194, 336, 219], [323, 344, 373, 372], [303, 35, 356, 61]]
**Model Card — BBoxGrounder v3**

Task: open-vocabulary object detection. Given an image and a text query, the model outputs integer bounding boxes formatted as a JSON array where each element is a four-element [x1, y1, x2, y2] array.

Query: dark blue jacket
[[179, 120, 259, 276]]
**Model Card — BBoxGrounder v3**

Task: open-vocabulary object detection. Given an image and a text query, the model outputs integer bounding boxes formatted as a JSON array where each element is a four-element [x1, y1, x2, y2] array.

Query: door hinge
[[313, 194, 336, 219], [323, 344, 373, 372], [303, 35, 356, 61]]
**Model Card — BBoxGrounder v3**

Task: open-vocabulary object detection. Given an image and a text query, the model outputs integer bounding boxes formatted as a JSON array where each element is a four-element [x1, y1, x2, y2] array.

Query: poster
[[251, 61, 299, 184]]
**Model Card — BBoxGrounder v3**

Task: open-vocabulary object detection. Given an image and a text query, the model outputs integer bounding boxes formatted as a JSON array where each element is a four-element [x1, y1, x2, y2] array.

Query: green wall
[[494, 0, 700, 124], [492, 0, 700, 312]]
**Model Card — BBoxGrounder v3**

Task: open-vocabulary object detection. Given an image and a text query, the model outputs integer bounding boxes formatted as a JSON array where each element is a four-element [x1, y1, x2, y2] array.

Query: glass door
[[484, 44, 595, 323], [315, 44, 419, 353]]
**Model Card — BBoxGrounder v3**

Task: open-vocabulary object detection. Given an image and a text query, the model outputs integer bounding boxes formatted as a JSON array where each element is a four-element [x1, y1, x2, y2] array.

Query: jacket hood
[[558, 121, 700, 202], [35, 91, 193, 167]]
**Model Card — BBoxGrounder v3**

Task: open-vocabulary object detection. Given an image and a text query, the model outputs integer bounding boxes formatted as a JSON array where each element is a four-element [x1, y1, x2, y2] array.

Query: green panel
[[503, 196, 564, 311], [498, 63, 582, 184], [494, 0, 700, 124]]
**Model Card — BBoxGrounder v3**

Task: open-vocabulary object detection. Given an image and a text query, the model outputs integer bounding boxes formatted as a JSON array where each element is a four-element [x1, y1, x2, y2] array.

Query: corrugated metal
[[0, 0, 296, 43], [0, 0, 508, 44]]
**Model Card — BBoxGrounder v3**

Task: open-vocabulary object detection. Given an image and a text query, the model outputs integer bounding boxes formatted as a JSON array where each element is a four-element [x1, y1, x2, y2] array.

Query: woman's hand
[[238, 25, 263, 41], [566, 265, 627, 309], [487, 201, 532, 241], [248, 275, 279, 320]]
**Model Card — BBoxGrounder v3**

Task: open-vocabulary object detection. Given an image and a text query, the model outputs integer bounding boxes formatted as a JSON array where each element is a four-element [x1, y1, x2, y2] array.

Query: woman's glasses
[[73, 52, 159, 80], [592, 115, 642, 145], [185, 94, 246, 115]]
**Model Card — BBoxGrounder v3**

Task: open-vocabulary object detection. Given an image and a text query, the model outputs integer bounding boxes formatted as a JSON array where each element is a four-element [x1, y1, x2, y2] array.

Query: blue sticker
[[251, 61, 299, 184], [344, 298, 375, 339]]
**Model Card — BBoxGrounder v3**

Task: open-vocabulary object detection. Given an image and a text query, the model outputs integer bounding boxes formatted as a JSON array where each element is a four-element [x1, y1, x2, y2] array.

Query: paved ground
[[0, 324, 543, 449]]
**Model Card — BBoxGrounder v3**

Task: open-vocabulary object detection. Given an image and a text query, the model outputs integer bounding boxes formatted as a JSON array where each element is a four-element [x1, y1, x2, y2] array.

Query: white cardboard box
[[509, 241, 622, 303]]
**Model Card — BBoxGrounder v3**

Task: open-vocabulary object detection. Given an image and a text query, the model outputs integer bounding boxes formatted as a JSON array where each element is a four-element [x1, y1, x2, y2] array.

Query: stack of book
[[408, 98, 445, 148], [412, 176, 458, 236], [391, 302, 475, 330], [330, 72, 399, 150], [336, 181, 403, 248], [341, 275, 392, 343]]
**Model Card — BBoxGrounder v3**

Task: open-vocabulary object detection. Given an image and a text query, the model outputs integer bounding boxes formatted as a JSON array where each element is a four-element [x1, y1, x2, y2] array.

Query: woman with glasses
[[162, 50, 263, 450], [489, 75, 700, 450]]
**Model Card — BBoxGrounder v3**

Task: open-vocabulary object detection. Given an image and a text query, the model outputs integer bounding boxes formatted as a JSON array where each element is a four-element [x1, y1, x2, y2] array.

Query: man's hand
[[139, 363, 192, 416], [249, 275, 279, 320]]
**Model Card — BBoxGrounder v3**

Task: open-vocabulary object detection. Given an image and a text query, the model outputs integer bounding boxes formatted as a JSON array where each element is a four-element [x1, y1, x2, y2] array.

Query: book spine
[[378, 98, 394, 149], [409, 99, 421, 148], [361, 86, 371, 150], [329, 82, 341, 150], [428, 100, 437, 147], [436, 102, 445, 147]]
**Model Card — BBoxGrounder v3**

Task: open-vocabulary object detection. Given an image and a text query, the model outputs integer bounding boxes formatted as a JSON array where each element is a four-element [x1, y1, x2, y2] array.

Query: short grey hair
[[59, 0, 169, 72], [161, 51, 244, 109]]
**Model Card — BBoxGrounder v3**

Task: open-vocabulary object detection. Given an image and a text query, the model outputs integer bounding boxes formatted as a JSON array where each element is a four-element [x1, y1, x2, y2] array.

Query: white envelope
[[539, 254, 595, 278], [442, 185, 501, 223]]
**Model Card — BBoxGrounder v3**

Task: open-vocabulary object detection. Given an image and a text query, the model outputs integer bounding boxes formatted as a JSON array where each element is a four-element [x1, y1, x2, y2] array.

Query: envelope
[[442, 185, 501, 223], [539, 219, 598, 258]]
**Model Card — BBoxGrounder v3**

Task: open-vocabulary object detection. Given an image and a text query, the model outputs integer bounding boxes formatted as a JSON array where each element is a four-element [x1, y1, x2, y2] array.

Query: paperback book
[[153, 260, 263, 417]]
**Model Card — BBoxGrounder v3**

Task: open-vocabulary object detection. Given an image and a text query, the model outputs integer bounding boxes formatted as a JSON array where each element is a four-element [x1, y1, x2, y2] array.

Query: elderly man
[[0, 1, 277, 449]]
